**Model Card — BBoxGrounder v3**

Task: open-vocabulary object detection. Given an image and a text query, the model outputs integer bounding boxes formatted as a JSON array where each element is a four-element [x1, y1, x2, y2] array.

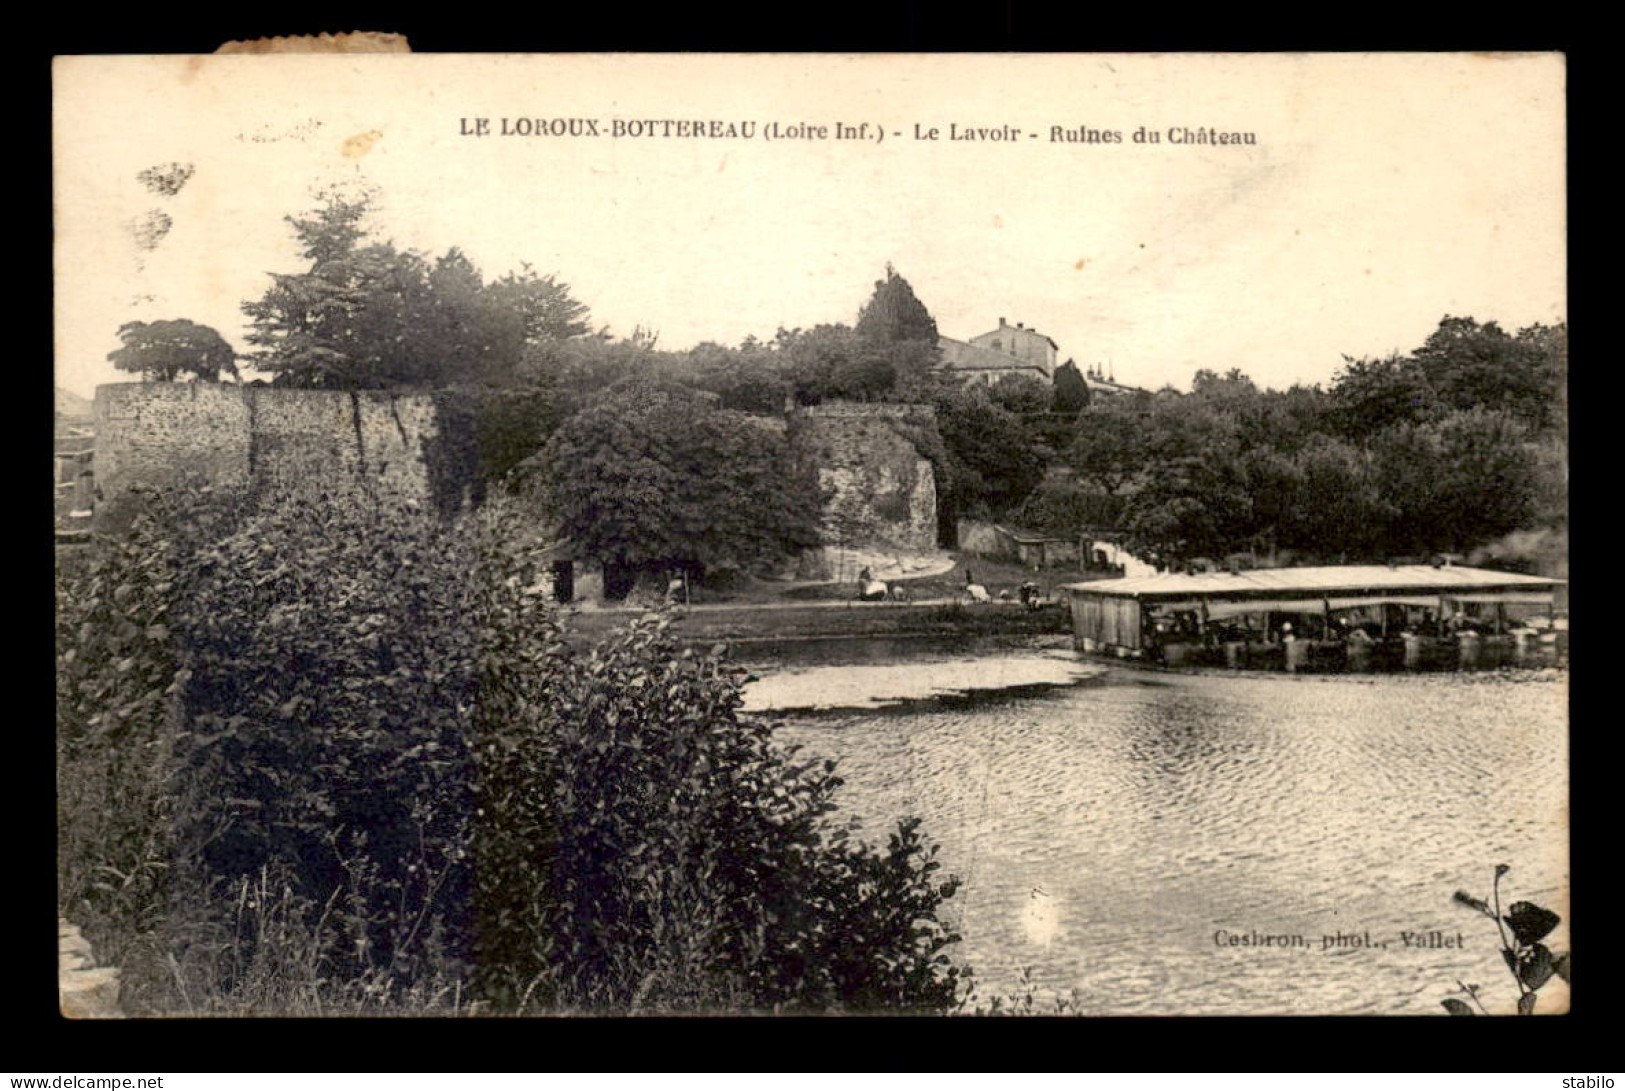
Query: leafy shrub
[[531, 379, 826, 581], [168, 483, 479, 992], [57, 501, 185, 966], [58, 481, 479, 1010], [473, 612, 965, 1014], [58, 481, 965, 1015]]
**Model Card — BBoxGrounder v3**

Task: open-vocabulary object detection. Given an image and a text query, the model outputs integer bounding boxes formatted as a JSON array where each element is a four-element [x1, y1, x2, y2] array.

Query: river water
[[744, 640, 1569, 1015]]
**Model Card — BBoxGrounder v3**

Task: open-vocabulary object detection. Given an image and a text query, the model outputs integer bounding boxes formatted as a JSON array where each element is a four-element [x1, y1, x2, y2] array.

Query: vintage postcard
[[54, 52, 1567, 1018]]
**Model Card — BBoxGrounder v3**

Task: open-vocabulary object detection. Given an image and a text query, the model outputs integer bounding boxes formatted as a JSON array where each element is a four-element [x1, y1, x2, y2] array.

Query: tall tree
[[930, 384, 1045, 521], [1329, 353, 1439, 438], [1516, 321, 1568, 436], [108, 319, 238, 381], [855, 264, 939, 346], [854, 265, 941, 396], [1282, 438, 1384, 557], [486, 264, 593, 360], [242, 191, 434, 388], [532, 380, 824, 584], [242, 191, 589, 390], [1052, 359, 1091, 414], [1412, 316, 1554, 430]]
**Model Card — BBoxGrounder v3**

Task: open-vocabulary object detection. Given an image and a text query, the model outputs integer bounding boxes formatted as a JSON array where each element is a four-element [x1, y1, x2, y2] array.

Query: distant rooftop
[[1063, 564, 1564, 602]]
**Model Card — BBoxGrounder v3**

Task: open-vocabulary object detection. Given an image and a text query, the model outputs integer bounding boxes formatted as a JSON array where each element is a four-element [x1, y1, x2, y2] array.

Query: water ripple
[[771, 659, 1568, 1015]]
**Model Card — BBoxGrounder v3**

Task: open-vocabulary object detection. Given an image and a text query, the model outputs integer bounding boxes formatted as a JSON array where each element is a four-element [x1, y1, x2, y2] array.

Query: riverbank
[[562, 599, 1072, 644]]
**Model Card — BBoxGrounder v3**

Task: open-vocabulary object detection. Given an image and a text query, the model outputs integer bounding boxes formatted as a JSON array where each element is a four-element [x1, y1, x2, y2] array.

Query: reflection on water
[[760, 650, 1569, 1015]]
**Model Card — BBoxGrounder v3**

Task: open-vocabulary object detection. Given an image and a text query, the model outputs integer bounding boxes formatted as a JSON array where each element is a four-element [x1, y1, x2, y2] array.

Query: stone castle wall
[[93, 383, 478, 525], [788, 401, 941, 557]]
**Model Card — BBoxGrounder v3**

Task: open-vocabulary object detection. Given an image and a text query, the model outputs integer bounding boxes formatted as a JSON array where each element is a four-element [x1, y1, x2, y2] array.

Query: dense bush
[[474, 612, 964, 1013], [169, 486, 480, 992], [58, 483, 478, 1011], [529, 379, 827, 587], [56, 483, 965, 1015], [57, 497, 195, 978]]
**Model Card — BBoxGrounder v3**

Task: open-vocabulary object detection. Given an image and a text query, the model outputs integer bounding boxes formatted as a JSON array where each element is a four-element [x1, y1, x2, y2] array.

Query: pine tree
[[241, 190, 589, 389], [1052, 359, 1091, 414], [855, 264, 939, 346]]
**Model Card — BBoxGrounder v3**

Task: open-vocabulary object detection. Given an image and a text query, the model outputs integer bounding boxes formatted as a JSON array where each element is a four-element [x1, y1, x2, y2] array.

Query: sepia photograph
[[53, 51, 1567, 1018]]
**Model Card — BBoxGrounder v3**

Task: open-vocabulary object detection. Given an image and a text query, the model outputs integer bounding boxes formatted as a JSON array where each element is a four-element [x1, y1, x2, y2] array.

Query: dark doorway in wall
[[935, 468, 956, 549], [603, 562, 637, 602], [551, 560, 574, 604]]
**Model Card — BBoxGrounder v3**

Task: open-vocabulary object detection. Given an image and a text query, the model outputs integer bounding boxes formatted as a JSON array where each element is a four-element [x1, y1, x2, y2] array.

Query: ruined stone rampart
[[93, 383, 478, 525], [787, 401, 940, 557]]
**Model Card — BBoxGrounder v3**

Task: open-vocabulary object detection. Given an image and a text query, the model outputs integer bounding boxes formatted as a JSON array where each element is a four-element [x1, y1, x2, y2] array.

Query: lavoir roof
[[1062, 564, 1564, 603]]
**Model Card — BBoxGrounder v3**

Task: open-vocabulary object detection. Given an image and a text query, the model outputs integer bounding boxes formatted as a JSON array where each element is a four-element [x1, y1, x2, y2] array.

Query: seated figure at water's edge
[[859, 579, 891, 601]]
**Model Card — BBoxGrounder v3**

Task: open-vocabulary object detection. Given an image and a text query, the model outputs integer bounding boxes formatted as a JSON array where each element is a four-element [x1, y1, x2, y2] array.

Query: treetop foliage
[[1330, 316, 1564, 437], [1052, 359, 1091, 414], [108, 319, 239, 382], [1043, 315, 1566, 566], [530, 379, 826, 579], [241, 190, 590, 390], [147, 185, 1568, 570], [855, 263, 940, 347]]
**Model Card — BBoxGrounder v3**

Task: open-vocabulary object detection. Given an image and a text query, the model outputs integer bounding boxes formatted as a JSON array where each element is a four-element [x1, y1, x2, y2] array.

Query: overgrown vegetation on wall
[[56, 482, 964, 1015]]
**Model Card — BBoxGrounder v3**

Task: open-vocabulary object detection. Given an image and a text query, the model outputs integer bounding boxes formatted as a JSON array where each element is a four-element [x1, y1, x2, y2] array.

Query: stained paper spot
[[342, 130, 384, 158]]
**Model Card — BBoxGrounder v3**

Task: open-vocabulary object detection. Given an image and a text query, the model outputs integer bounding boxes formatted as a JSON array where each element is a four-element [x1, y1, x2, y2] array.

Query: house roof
[[969, 325, 1060, 351], [938, 336, 1050, 374], [1084, 376, 1145, 395], [1062, 564, 1563, 602]]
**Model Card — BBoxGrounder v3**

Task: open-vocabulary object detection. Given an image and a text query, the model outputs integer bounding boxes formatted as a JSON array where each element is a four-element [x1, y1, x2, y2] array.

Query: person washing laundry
[[857, 565, 889, 602]]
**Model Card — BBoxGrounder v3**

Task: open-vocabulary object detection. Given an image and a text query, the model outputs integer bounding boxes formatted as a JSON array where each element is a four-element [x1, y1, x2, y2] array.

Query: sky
[[53, 53, 1566, 399]]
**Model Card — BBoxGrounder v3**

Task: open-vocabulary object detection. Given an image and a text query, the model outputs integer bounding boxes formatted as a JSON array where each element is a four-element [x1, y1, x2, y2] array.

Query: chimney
[[998, 316, 1007, 327]]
